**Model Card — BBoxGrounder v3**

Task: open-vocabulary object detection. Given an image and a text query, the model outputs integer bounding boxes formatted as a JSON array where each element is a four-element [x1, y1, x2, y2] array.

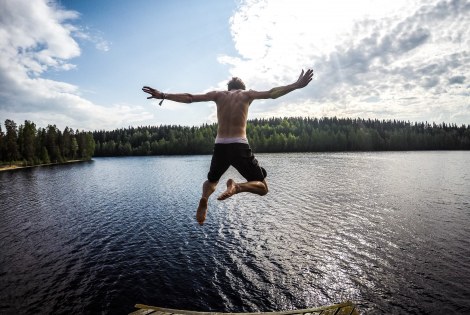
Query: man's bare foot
[[217, 179, 239, 200], [196, 197, 208, 225]]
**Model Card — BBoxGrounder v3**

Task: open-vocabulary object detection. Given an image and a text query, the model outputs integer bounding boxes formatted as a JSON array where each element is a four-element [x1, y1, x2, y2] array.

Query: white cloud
[[1, 0, 468, 132], [72, 25, 111, 52], [0, 0, 136, 130], [220, 0, 470, 125]]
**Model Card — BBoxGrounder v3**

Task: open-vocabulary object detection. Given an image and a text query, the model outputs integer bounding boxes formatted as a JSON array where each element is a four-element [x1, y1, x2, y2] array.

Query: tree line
[[0, 119, 95, 166], [2, 117, 468, 165], [93, 117, 470, 156]]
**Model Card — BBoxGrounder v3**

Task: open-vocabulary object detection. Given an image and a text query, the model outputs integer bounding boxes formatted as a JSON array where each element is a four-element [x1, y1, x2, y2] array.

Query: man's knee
[[204, 180, 218, 191], [259, 181, 268, 196]]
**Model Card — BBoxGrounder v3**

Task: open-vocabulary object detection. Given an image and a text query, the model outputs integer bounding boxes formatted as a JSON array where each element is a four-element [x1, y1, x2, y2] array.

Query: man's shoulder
[[214, 90, 253, 106], [215, 90, 251, 98]]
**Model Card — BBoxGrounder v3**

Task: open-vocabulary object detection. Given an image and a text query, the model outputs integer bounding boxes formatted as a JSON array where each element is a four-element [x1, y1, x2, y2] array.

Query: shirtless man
[[142, 69, 313, 224]]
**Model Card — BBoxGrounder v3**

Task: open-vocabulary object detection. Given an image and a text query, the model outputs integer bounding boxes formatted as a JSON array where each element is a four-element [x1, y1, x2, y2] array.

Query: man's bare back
[[214, 90, 251, 138], [143, 69, 313, 224]]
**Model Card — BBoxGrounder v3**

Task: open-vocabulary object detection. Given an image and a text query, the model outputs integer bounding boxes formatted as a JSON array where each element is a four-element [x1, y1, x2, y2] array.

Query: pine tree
[[22, 120, 37, 165], [5, 119, 19, 166]]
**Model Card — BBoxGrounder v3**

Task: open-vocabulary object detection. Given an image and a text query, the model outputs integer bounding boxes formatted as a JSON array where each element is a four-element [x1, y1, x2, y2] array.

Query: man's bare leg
[[196, 180, 218, 225], [217, 179, 268, 200]]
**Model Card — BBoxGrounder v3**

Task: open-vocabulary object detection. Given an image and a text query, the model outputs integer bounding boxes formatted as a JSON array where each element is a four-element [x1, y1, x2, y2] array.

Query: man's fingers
[[142, 86, 156, 93], [143, 86, 160, 99], [305, 69, 313, 81], [297, 69, 313, 87]]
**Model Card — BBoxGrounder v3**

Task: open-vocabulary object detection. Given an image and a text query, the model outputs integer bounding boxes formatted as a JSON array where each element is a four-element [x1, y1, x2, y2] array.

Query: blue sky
[[0, 0, 469, 131]]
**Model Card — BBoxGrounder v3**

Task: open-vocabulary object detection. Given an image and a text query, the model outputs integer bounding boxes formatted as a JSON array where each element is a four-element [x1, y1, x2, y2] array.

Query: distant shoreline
[[0, 159, 90, 172]]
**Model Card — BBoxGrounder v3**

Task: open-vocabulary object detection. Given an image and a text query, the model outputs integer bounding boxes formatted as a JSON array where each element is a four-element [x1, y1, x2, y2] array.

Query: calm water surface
[[1, 152, 469, 314]]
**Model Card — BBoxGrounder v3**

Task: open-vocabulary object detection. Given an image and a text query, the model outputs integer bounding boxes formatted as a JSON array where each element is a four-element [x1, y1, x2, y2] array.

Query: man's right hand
[[142, 86, 163, 99]]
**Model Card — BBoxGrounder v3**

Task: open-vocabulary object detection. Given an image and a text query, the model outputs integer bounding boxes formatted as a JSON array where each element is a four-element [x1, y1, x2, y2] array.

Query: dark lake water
[[1, 152, 470, 314]]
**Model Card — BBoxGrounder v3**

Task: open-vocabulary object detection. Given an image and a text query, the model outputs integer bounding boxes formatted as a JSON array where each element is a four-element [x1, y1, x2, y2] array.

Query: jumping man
[[142, 69, 313, 224]]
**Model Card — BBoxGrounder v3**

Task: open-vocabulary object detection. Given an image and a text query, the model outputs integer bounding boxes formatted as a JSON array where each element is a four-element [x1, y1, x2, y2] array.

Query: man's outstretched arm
[[142, 86, 218, 104], [248, 69, 313, 100]]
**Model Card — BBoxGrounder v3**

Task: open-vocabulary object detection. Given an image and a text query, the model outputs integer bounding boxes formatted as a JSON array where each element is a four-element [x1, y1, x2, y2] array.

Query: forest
[[0, 119, 95, 166], [1, 117, 469, 166], [92, 117, 470, 156]]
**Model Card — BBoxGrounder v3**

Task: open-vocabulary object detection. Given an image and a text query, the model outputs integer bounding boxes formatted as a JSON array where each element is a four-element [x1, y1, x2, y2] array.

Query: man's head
[[227, 77, 246, 91]]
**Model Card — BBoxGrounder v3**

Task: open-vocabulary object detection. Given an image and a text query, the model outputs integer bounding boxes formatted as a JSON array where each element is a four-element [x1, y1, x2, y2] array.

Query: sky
[[0, 0, 469, 131]]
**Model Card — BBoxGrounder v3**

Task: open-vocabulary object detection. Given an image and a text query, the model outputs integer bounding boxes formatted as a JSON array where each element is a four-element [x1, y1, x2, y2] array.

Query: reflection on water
[[1, 152, 469, 314]]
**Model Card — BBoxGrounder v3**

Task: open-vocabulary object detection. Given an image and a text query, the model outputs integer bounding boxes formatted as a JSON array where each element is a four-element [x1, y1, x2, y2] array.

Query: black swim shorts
[[207, 143, 267, 183]]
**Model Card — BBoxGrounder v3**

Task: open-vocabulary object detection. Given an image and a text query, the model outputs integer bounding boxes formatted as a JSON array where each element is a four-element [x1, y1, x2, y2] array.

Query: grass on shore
[[0, 160, 86, 172]]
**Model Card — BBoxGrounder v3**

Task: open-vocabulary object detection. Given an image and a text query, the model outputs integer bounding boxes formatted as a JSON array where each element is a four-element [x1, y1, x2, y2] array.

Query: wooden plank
[[132, 301, 358, 315], [319, 308, 338, 315], [129, 309, 156, 315], [350, 306, 360, 315], [335, 305, 355, 315]]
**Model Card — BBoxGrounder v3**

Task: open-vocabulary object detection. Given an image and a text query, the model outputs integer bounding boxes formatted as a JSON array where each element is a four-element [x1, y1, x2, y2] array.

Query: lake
[[1, 152, 469, 314]]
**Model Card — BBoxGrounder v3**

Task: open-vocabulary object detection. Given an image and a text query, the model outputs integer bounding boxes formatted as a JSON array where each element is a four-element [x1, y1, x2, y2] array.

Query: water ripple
[[1, 153, 470, 314]]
